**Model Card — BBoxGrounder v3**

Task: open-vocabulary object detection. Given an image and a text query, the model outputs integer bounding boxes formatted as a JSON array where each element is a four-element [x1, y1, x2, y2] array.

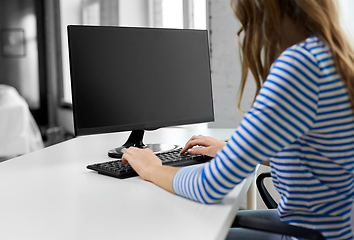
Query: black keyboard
[[87, 147, 212, 179]]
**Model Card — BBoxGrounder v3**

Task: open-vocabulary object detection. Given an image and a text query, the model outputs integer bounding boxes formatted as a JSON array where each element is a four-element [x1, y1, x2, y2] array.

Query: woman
[[122, 0, 354, 239]]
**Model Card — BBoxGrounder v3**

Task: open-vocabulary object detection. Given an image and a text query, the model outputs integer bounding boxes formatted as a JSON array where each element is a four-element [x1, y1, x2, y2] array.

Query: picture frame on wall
[[1, 28, 26, 57]]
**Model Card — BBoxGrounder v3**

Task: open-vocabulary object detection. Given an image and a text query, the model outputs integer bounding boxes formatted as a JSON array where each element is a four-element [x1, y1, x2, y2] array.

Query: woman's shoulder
[[269, 36, 325, 87], [272, 36, 331, 76], [281, 36, 331, 65], [299, 35, 326, 49]]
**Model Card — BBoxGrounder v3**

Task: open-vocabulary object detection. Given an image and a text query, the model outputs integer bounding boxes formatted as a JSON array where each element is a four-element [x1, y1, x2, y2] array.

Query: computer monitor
[[68, 25, 214, 158]]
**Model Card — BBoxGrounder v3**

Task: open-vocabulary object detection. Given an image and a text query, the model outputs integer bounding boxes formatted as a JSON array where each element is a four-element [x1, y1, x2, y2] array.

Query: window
[[161, 0, 184, 28], [60, 0, 207, 105]]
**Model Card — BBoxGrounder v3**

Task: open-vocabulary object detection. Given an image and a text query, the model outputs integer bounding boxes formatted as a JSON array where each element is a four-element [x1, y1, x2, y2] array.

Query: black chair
[[231, 172, 326, 240]]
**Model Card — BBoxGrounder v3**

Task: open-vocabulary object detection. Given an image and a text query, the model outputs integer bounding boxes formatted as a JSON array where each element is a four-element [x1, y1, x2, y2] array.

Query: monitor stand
[[108, 130, 178, 158]]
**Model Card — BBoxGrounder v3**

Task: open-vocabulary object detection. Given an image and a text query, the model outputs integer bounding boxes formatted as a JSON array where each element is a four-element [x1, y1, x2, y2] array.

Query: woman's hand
[[121, 147, 179, 194], [180, 135, 227, 157], [122, 147, 162, 181]]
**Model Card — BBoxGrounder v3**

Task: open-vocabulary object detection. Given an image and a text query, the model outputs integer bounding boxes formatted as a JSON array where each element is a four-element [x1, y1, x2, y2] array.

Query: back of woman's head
[[231, 0, 354, 112]]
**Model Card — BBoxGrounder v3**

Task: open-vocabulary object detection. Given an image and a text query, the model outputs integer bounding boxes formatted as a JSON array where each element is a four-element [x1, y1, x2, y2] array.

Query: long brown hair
[[231, 0, 354, 112]]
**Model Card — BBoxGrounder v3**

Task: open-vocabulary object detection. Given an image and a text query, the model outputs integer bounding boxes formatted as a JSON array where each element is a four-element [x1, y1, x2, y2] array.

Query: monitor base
[[108, 143, 179, 158], [107, 130, 179, 158]]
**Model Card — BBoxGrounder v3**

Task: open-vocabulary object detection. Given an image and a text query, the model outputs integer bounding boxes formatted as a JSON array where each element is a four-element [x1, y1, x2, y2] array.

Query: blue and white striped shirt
[[172, 36, 354, 239]]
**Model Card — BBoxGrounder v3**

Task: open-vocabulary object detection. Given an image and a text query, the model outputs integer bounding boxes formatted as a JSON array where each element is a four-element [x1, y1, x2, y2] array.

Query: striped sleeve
[[172, 45, 320, 203]]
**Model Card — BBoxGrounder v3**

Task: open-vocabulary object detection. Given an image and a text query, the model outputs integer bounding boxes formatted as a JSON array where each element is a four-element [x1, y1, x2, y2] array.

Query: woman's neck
[[280, 15, 309, 51]]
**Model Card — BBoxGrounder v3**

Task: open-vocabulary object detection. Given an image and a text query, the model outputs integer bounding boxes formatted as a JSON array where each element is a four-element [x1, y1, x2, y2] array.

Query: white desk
[[0, 127, 254, 240]]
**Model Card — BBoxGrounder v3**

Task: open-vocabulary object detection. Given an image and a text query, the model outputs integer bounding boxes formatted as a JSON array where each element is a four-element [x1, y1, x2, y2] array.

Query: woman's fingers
[[181, 135, 228, 157], [187, 146, 208, 155], [180, 135, 208, 154], [121, 146, 139, 164]]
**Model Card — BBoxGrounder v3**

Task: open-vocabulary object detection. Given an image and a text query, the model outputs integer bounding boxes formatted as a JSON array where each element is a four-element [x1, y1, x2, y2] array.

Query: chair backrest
[[256, 172, 278, 209]]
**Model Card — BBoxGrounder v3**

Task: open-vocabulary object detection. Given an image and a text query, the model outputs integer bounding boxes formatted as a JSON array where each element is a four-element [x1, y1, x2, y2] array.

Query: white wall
[[338, 0, 354, 40], [208, 0, 256, 129]]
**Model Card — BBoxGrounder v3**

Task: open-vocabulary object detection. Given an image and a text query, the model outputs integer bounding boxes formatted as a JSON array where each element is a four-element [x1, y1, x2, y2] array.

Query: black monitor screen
[[68, 25, 214, 138]]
